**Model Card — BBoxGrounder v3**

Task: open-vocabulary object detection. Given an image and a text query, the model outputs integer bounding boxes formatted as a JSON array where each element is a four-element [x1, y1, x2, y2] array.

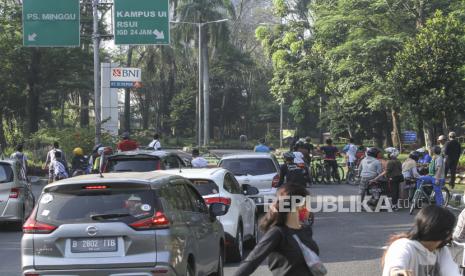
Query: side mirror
[[242, 184, 259, 196], [209, 203, 229, 220], [183, 158, 192, 167]]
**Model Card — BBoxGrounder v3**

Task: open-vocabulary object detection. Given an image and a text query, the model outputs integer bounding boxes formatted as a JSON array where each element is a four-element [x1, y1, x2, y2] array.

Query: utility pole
[[198, 24, 202, 147], [280, 100, 283, 148], [124, 46, 134, 133], [92, 0, 101, 144]]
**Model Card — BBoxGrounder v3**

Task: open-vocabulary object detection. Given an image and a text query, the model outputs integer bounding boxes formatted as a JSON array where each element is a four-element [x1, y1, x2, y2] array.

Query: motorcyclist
[[358, 147, 383, 204], [278, 152, 310, 187], [71, 147, 88, 176], [402, 151, 421, 180]]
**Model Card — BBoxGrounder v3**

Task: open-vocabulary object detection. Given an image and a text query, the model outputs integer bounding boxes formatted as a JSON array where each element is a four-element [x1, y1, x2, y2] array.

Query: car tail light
[[84, 185, 108, 190], [24, 273, 40, 276], [272, 174, 280, 188], [9, 188, 19, 198], [204, 197, 231, 205], [23, 208, 57, 234], [130, 211, 170, 230]]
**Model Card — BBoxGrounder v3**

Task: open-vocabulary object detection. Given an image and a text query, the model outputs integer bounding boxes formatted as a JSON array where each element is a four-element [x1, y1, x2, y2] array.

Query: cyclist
[[278, 152, 310, 187], [319, 138, 340, 183], [71, 147, 88, 176], [254, 138, 270, 153], [358, 147, 383, 203], [402, 151, 421, 180], [416, 146, 446, 206]]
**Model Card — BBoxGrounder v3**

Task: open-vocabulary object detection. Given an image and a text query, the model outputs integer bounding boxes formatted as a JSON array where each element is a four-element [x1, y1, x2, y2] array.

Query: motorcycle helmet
[[366, 147, 380, 158]]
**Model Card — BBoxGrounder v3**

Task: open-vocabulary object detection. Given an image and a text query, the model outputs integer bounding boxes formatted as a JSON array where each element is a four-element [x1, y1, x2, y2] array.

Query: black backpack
[[286, 164, 307, 185]]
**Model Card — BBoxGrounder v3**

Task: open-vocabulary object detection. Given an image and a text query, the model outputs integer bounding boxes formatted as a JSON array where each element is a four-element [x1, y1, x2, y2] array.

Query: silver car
[[22, 172, 227, 276], [0, 159, 35, 229]]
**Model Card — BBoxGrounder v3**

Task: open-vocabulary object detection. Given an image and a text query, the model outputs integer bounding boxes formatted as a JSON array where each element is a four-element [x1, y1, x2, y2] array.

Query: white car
[[164, 168, 259, 262], [219, 153, 280, 209]]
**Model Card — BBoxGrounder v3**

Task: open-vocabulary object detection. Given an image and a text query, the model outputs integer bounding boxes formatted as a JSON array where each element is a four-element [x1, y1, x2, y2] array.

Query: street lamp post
[[170, 19, 228, 147], [280, 99, 283, 148]]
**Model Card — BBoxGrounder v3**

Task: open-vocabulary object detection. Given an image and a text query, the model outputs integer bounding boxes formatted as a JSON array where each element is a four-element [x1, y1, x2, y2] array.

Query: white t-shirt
[[192, 157, 209, 168], [383, 238, 460, 276], [346, 144, 357, 163], [293, 152, 305, 164], [46, 149, 64, 165], [148, 140, 161, 150]]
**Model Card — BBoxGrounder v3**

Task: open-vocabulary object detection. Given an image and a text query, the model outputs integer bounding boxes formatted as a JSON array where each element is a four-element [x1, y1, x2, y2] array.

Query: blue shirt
[[418, 154, 432, 164], [254, 144, 270, 153]]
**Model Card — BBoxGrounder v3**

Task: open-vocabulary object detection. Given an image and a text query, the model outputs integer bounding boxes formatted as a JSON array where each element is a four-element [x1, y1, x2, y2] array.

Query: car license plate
[[71, 237, 117, 253]]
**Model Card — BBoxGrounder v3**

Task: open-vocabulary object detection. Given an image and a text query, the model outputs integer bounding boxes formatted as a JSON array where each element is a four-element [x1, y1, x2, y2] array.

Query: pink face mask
[[299, 207, 309, 222]]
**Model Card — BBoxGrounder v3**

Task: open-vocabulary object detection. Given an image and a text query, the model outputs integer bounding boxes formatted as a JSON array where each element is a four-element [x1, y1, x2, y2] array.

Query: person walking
[[444, 131, 461, 189], [234, 184, 321, 276], [254, 138, 270, 153], [382, 205, 459, 276], [148, 133, 162, 150], [44, 142, 65, 183], [191, 149, 208, 168], [10, 143, 28, 179], [117, 132, 139, 152], [343, 138, 358, 172]]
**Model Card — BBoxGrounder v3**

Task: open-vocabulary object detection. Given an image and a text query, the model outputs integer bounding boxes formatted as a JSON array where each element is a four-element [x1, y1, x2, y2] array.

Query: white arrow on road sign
[[153, 30, 164, 39], [28, 33, 37, 41]]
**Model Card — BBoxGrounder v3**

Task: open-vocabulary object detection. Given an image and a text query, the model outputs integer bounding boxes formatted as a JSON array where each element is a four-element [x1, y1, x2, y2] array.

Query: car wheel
[[228, 225, 243, 262], [212, 245, 224, 276], [16, 204, 26, 231], [245, 215, 258, 249], [186, 262, 195, 276]]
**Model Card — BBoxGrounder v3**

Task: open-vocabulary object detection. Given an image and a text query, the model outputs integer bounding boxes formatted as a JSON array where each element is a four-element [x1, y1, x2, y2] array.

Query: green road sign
[[22, 0, 80, 47], [114, 0, 170, 45]]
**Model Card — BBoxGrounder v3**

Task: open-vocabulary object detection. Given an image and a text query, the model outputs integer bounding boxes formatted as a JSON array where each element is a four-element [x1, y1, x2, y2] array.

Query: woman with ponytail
[[234, 183, 320, 276]]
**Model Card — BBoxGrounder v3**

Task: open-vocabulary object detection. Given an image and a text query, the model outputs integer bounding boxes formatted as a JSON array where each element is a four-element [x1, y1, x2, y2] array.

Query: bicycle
[[310, 156, 325, 184], [409, 178, 450, 215], [344, 161, 360, 185], [322, 159, 344, 184]]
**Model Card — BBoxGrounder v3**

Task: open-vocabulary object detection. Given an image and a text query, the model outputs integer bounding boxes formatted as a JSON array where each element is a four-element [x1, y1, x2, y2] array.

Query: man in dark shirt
[[444, 131, 462, 189], [319, 138, 340, 183], [278, 152, 310, 187]]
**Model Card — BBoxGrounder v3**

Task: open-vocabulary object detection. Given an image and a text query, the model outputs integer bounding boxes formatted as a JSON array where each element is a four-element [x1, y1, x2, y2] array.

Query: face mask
[[299, 208, 309, 222]]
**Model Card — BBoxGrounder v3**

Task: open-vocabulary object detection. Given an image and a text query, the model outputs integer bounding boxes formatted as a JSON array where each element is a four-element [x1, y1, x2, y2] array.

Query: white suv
[[219, 153, 280, 209], [163, 168, 258, 262]]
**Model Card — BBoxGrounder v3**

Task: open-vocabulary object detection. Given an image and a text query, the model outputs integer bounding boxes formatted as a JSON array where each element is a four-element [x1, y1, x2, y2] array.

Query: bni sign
[[110, 67, 142, 88]]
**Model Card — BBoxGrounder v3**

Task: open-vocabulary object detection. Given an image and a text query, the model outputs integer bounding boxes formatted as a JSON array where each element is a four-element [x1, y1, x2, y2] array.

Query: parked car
[[164, 168, 259, 262], [0, 159, 35, 230], [219, 152, 280, 209], [22, 172, 227, 276], [104, 150, 189, 173]]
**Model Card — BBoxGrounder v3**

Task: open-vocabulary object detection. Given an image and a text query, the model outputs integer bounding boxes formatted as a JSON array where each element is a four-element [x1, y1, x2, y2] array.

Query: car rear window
[[220, 158, 277, 176], [189, 179, 220, 196], [0, 164, 13, 183], [106, 158, 160, 172], [36, 185, 157, 226]]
